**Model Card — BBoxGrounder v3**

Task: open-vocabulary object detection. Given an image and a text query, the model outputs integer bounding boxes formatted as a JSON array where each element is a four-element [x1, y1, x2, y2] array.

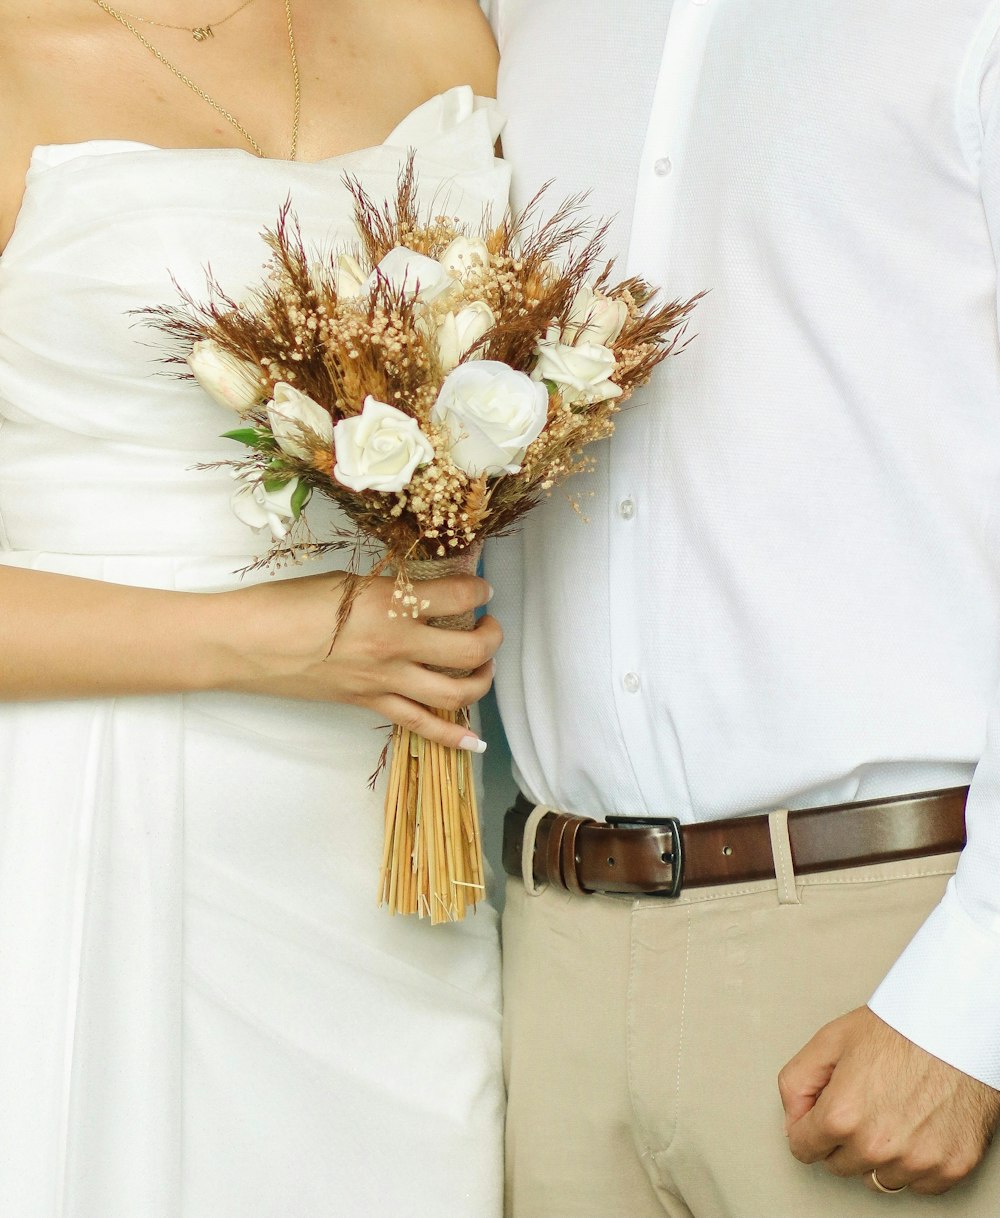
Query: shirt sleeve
[[867, 20, 1000, 1090]]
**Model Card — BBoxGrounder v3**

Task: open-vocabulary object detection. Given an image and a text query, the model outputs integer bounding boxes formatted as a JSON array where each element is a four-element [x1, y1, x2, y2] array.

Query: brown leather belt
[[502, 787, 968, 897]]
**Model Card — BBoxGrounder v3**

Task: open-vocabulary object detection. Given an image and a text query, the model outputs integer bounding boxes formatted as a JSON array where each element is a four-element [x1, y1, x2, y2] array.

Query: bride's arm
[[0, 7, 37, 253], [0, 565, 499, 749]]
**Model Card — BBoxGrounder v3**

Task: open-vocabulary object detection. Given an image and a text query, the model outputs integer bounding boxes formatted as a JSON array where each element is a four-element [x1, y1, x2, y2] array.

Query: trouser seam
[[625, 900, 652, 1163], [627, 901, 691, 1167]]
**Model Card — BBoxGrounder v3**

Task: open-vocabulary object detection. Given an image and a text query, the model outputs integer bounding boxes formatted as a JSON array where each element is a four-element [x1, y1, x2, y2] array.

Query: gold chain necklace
[[91, 0, 301, 159], [115, 0, 258, 42]]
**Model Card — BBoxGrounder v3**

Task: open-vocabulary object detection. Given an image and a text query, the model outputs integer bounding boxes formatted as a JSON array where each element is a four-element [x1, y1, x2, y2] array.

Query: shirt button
[[623, 672, 641, 694], [653, 157, 672, 177], [618, 498, 636, 520]]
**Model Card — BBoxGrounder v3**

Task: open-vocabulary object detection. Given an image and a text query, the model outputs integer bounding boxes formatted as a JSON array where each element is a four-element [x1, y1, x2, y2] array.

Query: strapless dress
[[0, 87, 508, 1218]]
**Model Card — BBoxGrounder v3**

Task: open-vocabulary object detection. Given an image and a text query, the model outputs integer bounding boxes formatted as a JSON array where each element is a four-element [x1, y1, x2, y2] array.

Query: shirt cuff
[[869, 880, 1000, 1089]]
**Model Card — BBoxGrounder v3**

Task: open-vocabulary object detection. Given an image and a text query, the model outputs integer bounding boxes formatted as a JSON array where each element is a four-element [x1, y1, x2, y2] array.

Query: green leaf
[[221, 427, 261, 447], [262, 476, 292, 494], [291, 480, 312, 519], [221, 427, 279, 454]]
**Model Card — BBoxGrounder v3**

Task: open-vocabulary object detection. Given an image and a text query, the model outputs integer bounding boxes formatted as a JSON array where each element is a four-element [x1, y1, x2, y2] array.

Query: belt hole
[[660, 852, 669, 863], [607, 856, 615, 867], [722, 844, 733, 856]]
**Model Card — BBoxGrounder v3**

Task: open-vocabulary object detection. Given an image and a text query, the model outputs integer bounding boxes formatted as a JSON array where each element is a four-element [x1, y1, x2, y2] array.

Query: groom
[[484, 1, 1000, 1215]]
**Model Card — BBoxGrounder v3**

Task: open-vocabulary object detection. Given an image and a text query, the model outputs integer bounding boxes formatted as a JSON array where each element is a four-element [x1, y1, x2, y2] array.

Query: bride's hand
[[218, 570, 501, 749]]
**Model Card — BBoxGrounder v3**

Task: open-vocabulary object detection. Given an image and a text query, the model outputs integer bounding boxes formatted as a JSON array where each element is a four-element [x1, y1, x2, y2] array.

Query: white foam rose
[[230, 472, 300, 540], [366, 246, 454, 303], [431, 361, 549, 477], [188, 340, 264, 413], [436, 302, 495, 372], [532, 327, 623, 405], [439, 236, 491, 279], [333, 397, 434, 493], [563, 284, 628, 347], [334, 253, 367, 299], [266, 383, 334, 461]]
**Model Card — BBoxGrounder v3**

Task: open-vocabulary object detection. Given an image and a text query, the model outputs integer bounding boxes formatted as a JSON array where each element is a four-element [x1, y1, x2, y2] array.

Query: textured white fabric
[[0, 87, 507, 1218], [485, 0, 1000, 1088]]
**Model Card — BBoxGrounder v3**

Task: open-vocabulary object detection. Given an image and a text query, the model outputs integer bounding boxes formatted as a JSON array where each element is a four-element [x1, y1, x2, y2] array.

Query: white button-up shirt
[[484, 0, 1000, 1088]]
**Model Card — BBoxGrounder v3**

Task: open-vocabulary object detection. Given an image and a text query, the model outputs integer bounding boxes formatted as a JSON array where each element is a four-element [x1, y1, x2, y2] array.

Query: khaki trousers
[[502, 818, 1000, 1218]]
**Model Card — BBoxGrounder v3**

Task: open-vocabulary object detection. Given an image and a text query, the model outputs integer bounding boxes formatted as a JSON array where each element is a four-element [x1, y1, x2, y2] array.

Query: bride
[[0, 1, 506, 1215]]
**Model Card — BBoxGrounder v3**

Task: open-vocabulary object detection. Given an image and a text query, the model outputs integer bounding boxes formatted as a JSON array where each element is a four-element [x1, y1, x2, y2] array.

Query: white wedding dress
[[0, 88, 507, 1218]]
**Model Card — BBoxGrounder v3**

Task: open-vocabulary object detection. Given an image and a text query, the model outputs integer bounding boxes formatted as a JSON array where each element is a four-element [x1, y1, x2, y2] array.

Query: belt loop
[[521, 803, 554, 897], [768, 809, 800, 905]]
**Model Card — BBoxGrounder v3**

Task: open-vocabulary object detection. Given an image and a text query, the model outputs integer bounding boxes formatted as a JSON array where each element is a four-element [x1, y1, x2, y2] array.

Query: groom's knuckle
[[776, 1066, 795, 1101], [825, 1158, 854, 1178], [824, 1101, 860, 1139], [901, 1147, 937, 1178], [910, 1176, 951, 1196], [856, 1133, 886, 1165], [787, 1139, 813, 1164], [944, 1148, 980, 1183]]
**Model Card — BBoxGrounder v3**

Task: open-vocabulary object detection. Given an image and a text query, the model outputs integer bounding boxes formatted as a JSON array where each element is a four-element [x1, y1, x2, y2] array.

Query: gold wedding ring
[[871, 1168, 907, 1194]]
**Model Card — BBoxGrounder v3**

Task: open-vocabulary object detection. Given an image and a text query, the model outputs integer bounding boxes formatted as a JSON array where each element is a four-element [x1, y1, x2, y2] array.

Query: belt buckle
[[603, 815, 684, 898]]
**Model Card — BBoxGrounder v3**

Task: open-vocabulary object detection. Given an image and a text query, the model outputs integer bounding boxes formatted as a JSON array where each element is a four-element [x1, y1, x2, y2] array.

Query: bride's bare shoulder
[[385, 0, 498, 95]]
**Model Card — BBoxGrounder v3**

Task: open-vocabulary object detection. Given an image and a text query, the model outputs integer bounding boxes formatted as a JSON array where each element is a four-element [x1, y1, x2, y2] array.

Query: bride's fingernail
[[484, 583, 495, 602], [458, 734, 488, 754]]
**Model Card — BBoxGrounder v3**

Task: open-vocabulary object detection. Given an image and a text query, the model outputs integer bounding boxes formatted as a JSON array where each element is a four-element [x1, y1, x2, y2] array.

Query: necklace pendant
[[192, 25, 213, 40]]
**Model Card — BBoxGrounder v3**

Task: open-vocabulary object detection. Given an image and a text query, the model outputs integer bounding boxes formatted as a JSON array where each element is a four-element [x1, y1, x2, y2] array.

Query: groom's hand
[[778, 1007, 1000, 1194]]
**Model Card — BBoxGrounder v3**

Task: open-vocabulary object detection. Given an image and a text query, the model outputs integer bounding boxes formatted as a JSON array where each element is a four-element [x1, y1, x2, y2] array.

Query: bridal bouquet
[[145, 159, 699, 923]]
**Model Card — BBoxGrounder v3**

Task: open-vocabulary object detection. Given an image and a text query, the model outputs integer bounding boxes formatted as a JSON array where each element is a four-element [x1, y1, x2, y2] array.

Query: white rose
[[334, 253, 367, 299], [532, 327, 623, 405], [266, 383, 334, 461], [188, 340, 264, 413], [431, 360, 549, 477], [563, 284, 628, 347], [333, 396, 434, 493], [439, 236, 491, 279], [366, 246, 455, 303], [436, 302, 495, 372], [230, 472, 301, 540]]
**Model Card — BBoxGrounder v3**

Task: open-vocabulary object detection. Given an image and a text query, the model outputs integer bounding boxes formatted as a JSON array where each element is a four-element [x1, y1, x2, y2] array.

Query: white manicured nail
[[458, 734, 487, 754]]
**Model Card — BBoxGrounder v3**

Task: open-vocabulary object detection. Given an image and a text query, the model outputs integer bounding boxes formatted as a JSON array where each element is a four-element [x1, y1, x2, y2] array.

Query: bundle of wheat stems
[[379, 549, 485, 923], [381, 713, 483, 921]]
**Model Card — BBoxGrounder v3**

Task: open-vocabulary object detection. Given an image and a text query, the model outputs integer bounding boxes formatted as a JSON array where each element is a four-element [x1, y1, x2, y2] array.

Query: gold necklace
[[116, 0, 259, 42], [91, 0, 301, 159]]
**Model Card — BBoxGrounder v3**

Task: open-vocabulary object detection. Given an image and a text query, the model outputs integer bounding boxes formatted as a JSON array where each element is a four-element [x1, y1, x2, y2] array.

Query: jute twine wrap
[[399, 543, 481, 631], [394, 543, 482, 671], [379, 542, 486, 923]]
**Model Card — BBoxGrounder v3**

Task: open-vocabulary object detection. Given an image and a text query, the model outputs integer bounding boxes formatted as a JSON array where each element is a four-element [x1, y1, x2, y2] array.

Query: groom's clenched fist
[[779, 1007, 1000, 1195]]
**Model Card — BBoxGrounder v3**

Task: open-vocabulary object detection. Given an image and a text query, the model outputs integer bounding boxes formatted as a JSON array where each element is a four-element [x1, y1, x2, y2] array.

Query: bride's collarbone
[[0, 0, 497, 247], [3, 0, 495, 160]]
